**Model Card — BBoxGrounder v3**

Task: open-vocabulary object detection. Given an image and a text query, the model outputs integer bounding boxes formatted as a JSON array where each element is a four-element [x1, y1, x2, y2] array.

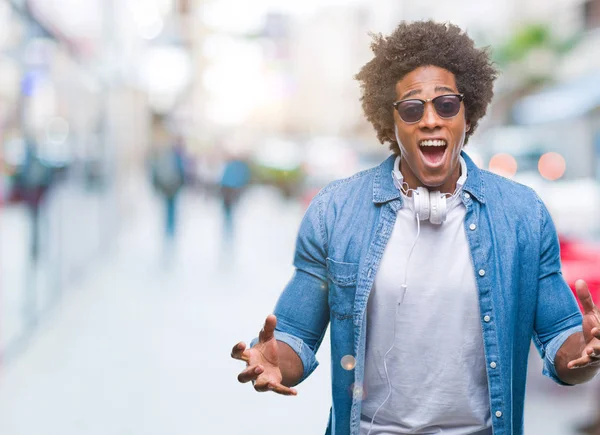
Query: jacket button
[[484, 315, 491, 322], [490, 362, 497, 369], [469, 223, 477, 231], [479, 269, 486, 277], [495, 411, 502, 418]]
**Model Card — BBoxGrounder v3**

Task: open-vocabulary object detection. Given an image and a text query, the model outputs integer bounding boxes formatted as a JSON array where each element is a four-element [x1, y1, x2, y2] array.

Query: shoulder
[[311, 165, 379, 207], [480, 169, 545, 217], [481, 168, 534, 191], [323, 166, 378, 194]]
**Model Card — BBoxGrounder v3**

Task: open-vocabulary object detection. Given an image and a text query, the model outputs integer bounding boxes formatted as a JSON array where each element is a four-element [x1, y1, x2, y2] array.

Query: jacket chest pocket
[[326, 257, 359, 320]]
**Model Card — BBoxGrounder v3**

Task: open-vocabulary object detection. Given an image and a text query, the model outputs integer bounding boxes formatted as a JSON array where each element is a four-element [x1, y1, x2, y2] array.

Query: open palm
[[231, 315, 297, 395], [568, 280, 600, 369]]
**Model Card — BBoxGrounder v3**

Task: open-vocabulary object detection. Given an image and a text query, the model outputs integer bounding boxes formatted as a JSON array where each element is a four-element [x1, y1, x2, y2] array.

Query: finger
[[576, 280, 595, 314], [593, 328, 600, 340], [567, 354, 600, 369], [231, 342, 250, 362], [568, 355, 590, 369], [267, 382, 298, 396], [259, 314, 277, 343], [237, 365, 264, 383], [253, 379, 270, 392], [585, 346, 600, 359], [254, 380, 297, 396]]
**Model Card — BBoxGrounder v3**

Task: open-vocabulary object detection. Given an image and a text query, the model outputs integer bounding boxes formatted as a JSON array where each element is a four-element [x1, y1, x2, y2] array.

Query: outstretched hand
[[231, 314, 297, 396], [568, 280, 600, 370]]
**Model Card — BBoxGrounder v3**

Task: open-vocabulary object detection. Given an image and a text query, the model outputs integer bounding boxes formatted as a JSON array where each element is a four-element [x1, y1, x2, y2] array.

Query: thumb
[[576, 279, 595, 314], [259, 314, 277, 343]]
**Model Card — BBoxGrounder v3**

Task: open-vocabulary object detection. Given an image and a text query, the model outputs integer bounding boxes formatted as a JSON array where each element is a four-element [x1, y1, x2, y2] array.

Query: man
[[231, 21, 600, 435]]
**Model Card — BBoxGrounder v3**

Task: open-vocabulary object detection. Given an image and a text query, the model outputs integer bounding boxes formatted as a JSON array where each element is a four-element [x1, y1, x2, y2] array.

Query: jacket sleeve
[[533, 197, 583, 385], [252, 194, 331, 382]]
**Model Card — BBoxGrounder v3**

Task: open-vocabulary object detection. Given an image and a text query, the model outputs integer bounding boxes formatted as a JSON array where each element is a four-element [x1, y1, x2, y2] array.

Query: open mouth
[[419, 139, 447, 166]]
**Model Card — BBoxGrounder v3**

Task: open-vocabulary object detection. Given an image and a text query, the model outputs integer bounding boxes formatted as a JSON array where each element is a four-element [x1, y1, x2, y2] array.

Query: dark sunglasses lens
[[433, 95, 461, 118], [397, 101, 424, 123]]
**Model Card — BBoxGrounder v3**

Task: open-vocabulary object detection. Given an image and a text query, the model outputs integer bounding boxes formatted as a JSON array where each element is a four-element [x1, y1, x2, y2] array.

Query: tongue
[[420, 146, 446, 165]]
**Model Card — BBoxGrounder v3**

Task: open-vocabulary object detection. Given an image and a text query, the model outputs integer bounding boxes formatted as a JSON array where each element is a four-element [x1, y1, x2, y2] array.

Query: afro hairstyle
[[355, 20, 498, 153]]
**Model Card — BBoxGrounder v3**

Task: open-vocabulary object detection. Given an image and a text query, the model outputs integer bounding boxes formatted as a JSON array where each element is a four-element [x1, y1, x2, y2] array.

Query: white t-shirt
[[360, 185, 492, 434]]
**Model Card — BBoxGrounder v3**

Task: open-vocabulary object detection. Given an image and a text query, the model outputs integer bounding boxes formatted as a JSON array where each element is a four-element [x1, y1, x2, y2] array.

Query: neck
[[399, 159, 462, 195]]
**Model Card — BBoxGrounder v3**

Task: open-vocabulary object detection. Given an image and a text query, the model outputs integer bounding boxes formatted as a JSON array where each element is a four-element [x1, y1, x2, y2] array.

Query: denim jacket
[[268, 151, 582, 435]]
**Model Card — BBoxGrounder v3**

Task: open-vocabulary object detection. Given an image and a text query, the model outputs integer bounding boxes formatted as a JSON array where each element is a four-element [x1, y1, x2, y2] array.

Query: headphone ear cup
[[413, 187, 430, 221], [429, 191, 447, 225]]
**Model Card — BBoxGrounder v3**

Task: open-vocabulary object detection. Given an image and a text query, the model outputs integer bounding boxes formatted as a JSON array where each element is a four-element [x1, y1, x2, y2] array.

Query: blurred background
[[0, 0, 599, 434]]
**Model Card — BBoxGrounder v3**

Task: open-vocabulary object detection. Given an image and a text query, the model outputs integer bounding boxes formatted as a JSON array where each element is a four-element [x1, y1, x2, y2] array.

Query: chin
[[418, 174, 446, 189]]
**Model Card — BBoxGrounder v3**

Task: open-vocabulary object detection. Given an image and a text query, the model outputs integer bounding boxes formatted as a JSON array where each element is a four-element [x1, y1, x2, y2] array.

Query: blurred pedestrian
[[219, 155, 250, 239], [13, 136, 53, 262], [11, 136, 54, 328], [150, 136, 186, 248], [231, 20, 600, 435]]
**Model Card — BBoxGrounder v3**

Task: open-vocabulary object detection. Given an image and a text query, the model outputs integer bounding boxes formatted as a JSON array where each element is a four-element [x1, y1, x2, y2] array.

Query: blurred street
[[1, 0, 600, 434], [0, 182, 596, 435]]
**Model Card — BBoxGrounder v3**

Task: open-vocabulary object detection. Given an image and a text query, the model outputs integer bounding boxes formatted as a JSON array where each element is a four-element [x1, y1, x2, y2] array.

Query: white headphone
[[391, 155, 467, 225]]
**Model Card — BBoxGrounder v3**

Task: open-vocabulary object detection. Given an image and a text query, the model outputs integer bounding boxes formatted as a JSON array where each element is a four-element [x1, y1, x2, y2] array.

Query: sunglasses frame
[[392, 93, 465, 124]]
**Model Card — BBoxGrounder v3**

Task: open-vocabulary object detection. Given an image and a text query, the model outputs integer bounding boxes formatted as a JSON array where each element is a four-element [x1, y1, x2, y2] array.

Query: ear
[[466, 120, 471, 132]]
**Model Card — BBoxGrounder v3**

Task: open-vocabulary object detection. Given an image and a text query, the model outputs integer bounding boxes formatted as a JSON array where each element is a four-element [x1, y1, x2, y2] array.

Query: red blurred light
[[488, 153, 517, 177], [538, 152, 566, 181]]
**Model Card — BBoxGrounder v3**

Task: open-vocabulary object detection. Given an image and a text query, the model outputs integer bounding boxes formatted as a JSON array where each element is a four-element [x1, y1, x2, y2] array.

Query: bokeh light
[[488, 153, 518, 177], [350, 383, 366, 400], [341, 355, 356, 370], [538, 152, 566, 181]]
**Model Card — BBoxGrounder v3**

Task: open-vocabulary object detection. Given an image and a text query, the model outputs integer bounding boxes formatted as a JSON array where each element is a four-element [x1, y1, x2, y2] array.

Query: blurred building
[[0, 0, 198, 360]]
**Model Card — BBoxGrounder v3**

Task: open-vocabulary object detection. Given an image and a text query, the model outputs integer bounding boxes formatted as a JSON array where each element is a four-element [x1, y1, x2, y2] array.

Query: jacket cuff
[[250, 330, 319, 383], [543, 325, 583, 385]]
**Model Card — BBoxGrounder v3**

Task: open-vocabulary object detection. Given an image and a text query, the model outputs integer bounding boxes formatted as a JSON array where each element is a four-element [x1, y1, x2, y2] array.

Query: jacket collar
[[372, 154, 402, 204], [372, 150, 485, 204], [460, 151, 486, 203]]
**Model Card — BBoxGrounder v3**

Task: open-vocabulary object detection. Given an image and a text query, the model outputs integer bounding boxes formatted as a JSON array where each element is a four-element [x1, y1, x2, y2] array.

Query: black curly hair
[[355, 20, 498, 153]]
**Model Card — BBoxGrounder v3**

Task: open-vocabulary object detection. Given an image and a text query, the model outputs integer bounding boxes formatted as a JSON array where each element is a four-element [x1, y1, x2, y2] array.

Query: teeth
[[420, 140, 447, 147]]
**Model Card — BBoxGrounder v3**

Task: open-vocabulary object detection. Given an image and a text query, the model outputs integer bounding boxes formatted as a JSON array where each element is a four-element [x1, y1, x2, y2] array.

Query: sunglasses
[[392, 93, 464, 124]]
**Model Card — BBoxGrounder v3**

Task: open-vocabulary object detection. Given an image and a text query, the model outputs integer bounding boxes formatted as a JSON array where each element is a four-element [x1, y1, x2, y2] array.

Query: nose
[[419, 102, 443, 130]]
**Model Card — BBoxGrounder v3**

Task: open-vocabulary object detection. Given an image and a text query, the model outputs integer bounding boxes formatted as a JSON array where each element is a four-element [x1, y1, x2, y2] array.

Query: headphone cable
[[367, 212, 421, 435]]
